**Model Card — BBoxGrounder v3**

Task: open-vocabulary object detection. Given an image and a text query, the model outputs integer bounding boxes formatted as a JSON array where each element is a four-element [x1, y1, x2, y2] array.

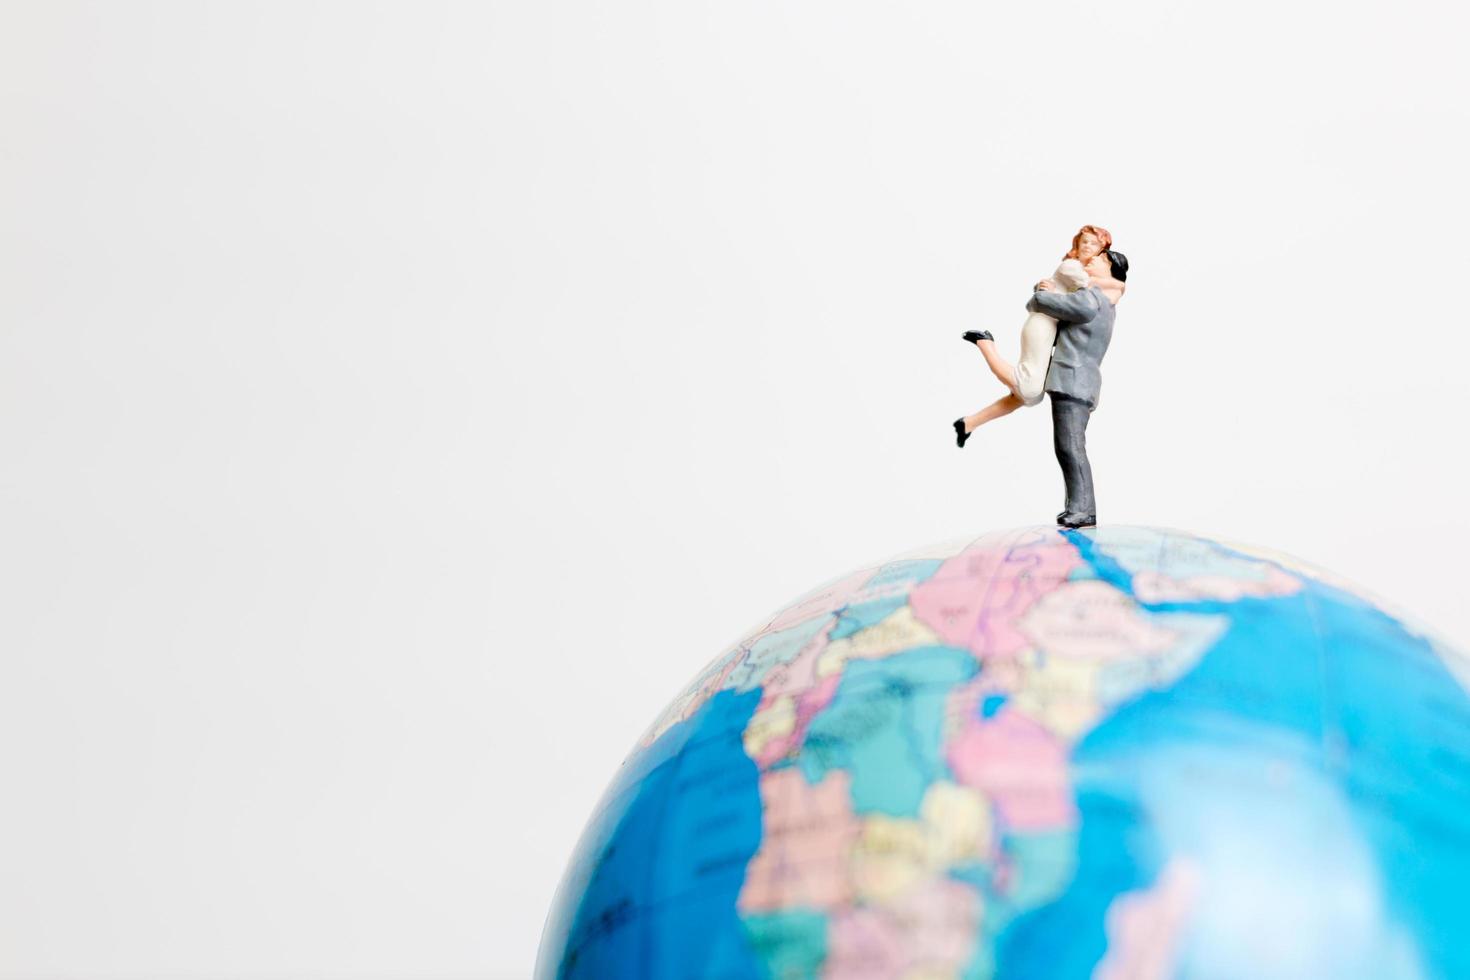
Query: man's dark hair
[[1107, 250, 1129, 282]]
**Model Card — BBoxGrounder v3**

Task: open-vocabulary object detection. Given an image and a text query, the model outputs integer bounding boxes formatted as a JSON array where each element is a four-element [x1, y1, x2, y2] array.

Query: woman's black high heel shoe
[[962, 330, 994, 344], [954, 419, 971, 448]]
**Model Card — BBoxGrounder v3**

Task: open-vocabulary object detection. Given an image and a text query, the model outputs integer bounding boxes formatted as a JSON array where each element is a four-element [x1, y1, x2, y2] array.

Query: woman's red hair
[[1065, 225, 1113, 260]]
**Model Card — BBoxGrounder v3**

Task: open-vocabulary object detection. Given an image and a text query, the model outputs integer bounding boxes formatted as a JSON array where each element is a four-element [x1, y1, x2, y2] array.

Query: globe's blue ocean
[[548, 687, 765, 978], [1005, 532, 1470, 978]]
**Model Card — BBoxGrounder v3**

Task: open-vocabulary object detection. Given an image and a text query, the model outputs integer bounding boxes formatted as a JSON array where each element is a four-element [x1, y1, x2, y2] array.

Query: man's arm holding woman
[[1027, 281, 1101, 322]]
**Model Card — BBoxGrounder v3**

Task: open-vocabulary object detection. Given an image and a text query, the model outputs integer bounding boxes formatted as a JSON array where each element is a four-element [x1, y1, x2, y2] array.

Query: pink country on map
[[910, 535, 1080, 657], [739, 769, 861, 913], [823, 875, 980, 979], [1094, 858, 1202, 980], [946, 706, 1075, 832]]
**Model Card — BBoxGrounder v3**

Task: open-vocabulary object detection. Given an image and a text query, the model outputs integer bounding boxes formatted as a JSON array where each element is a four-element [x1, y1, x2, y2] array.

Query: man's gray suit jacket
[[1028, 284, 1115, 409]]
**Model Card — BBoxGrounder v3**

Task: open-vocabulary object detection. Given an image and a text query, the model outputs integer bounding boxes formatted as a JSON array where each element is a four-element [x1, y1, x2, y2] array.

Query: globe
[[535, 526, 1470, 979]]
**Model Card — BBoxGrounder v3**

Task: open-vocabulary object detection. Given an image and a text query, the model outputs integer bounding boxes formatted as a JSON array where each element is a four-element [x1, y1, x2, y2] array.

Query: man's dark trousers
[[1050, 393, 1095, 519]]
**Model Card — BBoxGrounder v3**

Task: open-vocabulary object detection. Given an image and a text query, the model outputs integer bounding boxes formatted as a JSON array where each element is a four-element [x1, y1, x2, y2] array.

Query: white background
[[2, 2, 1468, 978]]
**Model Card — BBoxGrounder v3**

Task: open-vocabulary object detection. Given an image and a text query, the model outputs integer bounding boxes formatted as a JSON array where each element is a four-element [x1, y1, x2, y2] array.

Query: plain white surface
[[2, 2, 1468, 978]]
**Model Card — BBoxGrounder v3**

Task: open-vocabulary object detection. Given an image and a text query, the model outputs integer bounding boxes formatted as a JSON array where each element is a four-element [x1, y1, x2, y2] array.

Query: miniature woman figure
[[953, 226, 1127, 445]]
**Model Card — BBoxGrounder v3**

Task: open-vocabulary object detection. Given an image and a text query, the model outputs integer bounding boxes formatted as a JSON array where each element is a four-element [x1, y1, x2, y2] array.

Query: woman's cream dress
[[1011, 259, 1090, 407]]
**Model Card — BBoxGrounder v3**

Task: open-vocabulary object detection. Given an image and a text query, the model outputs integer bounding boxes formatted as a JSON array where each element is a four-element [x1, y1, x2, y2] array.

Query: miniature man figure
[[1028, 273, 1115, 528], [952, 225, 1127, 529]]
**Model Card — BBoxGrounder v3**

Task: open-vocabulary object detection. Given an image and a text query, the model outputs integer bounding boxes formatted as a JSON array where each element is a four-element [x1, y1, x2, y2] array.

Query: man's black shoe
[[1057, 512, 1096, 529]]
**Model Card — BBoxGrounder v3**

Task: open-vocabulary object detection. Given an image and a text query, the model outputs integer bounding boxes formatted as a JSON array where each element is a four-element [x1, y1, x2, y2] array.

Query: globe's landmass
[[535, 526, 1470, 979]]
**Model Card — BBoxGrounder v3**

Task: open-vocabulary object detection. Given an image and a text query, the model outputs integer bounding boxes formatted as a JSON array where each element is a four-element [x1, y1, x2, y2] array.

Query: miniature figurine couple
[[953, 225, 1128, 529]]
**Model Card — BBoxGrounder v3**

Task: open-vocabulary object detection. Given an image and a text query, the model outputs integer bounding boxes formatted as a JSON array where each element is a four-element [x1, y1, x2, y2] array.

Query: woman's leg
[[963, 393, 1023, 433], [975, 338, 1018, 393]]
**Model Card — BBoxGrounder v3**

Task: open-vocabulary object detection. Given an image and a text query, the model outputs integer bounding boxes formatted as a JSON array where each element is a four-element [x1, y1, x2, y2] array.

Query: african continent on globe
[[535, 525, 1470, 979]]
